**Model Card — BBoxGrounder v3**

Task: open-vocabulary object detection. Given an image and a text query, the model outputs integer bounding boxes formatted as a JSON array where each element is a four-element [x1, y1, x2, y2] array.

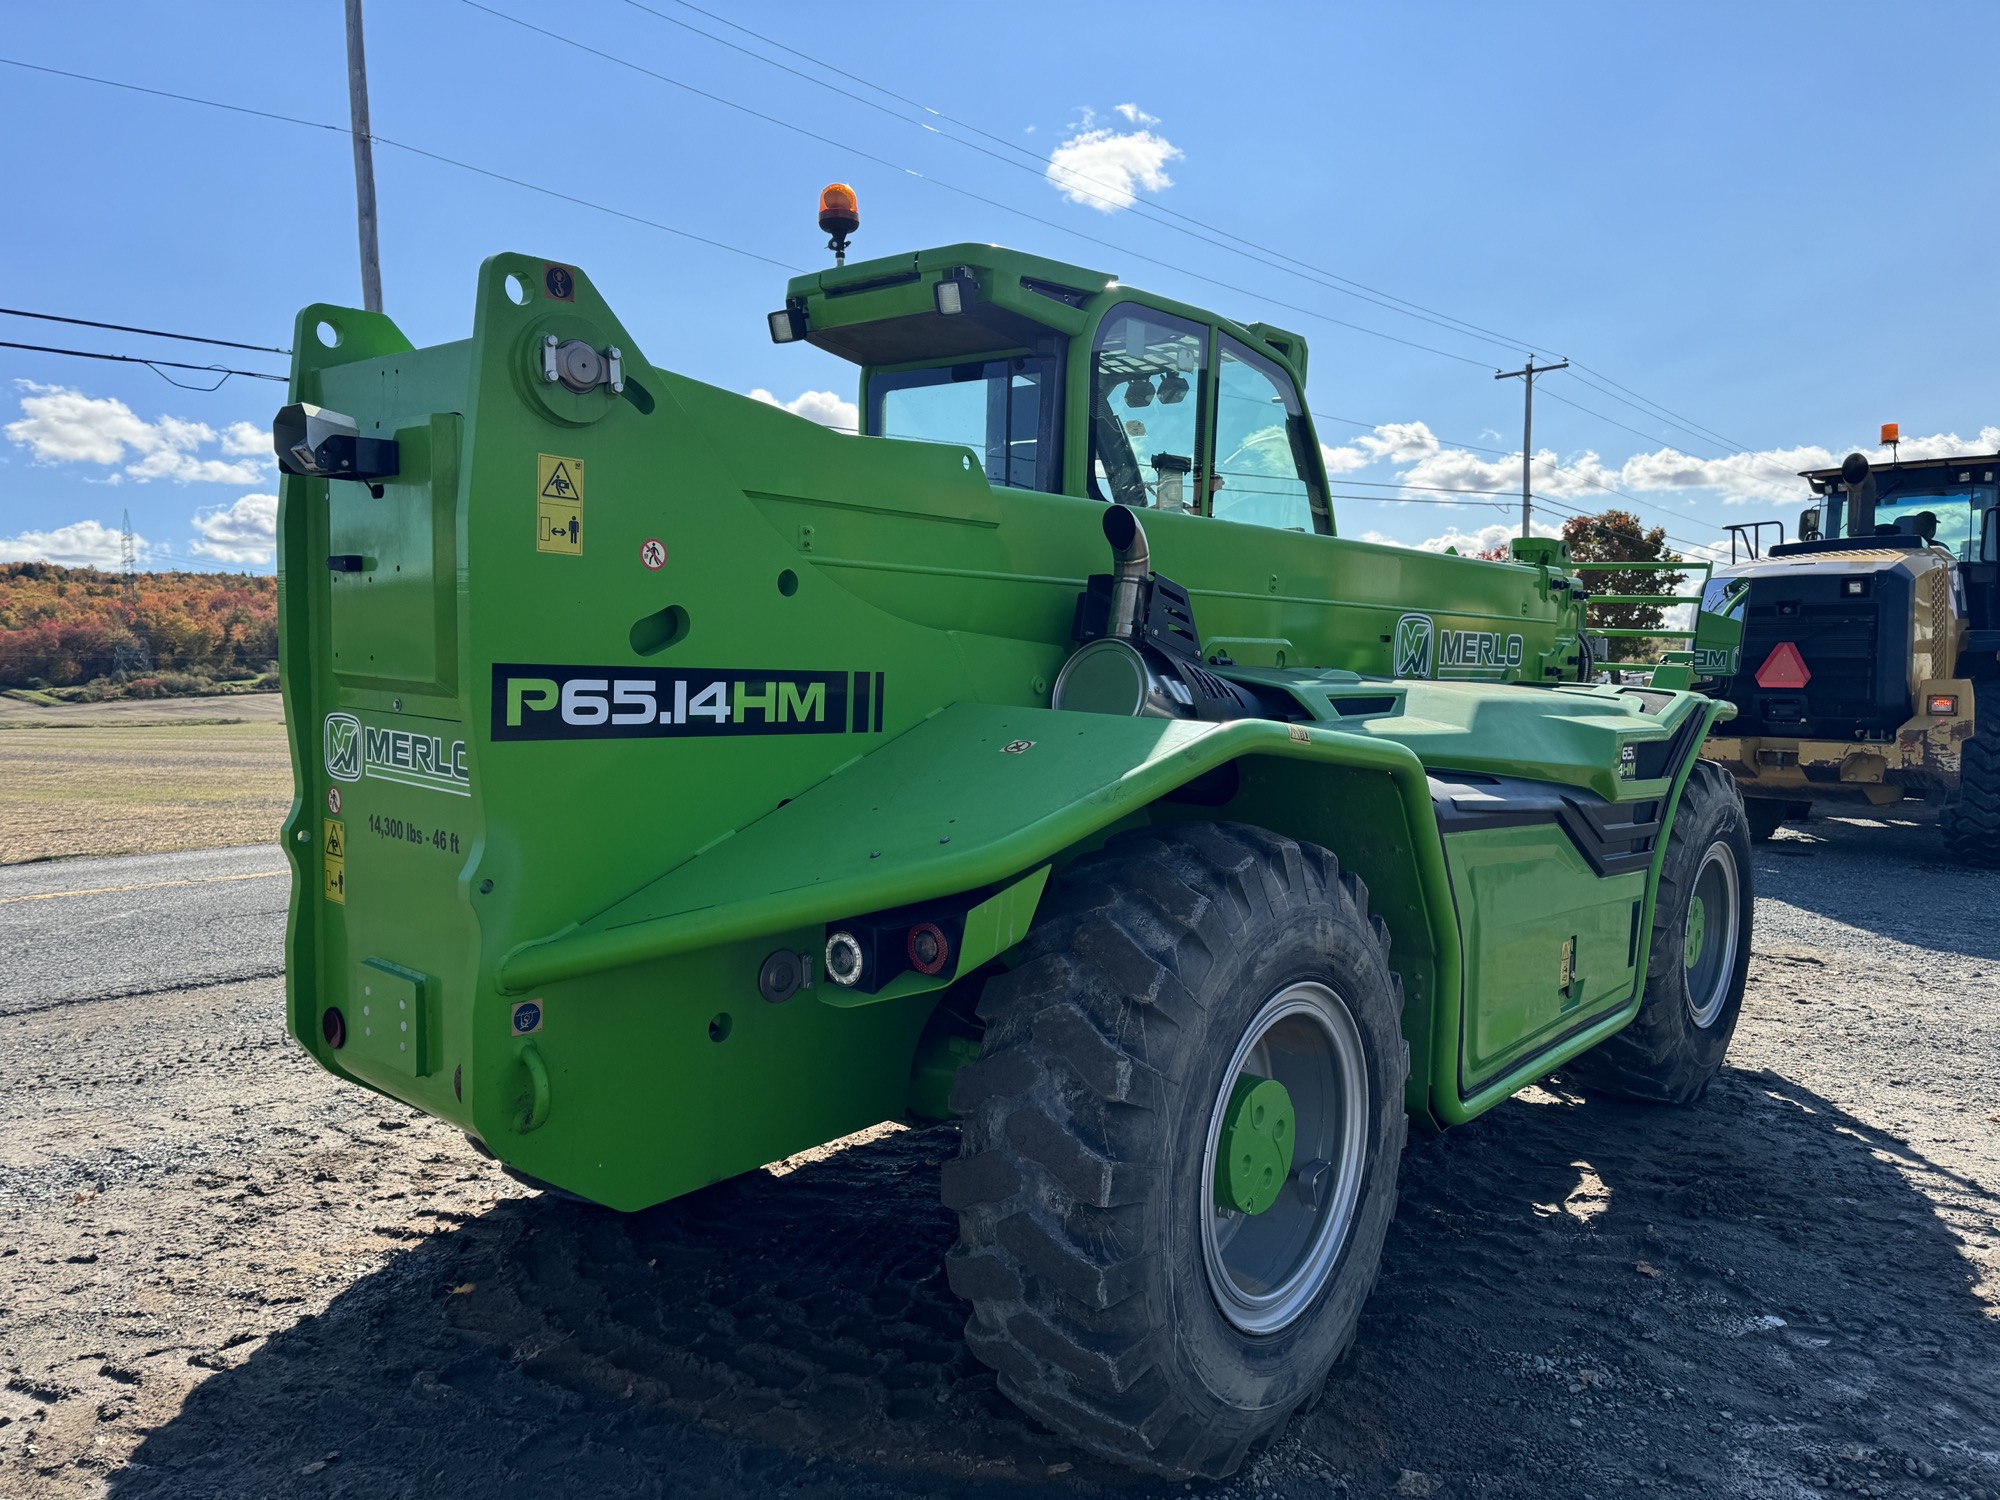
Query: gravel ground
[[0, 811, 1994, 1499]]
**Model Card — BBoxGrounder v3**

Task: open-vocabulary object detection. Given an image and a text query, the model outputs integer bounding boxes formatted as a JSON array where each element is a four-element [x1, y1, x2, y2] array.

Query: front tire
[[1942, 686, 2000, 867], [942, 824, 1408, 1478], [1566, 760, 1753, 1103]]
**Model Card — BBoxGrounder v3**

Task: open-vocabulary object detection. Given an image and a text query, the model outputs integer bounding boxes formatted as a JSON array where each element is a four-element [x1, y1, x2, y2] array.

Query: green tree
[[1561, 509, 1686, 663]]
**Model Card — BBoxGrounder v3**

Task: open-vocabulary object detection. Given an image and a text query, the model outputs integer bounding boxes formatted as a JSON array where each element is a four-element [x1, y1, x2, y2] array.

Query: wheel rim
[[1683, 841, 1740, 1029], [1199, 980, 1369, 1335]]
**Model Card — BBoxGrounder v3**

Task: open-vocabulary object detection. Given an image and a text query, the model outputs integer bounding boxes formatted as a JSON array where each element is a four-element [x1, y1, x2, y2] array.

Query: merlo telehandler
[[273, 193, 1752, 1477]]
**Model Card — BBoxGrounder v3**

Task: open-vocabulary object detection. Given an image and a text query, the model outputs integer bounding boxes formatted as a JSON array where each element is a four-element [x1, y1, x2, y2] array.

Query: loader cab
[[1806, 453, 2000, 561], [776, 244, 1333, 535]]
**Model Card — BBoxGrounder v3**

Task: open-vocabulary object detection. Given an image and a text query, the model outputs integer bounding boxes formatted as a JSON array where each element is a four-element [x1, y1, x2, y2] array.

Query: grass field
[[0, 694, 291, 864]]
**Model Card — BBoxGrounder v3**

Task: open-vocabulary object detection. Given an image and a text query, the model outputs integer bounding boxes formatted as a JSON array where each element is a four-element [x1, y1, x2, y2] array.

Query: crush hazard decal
[[492, 665, 886, 741]]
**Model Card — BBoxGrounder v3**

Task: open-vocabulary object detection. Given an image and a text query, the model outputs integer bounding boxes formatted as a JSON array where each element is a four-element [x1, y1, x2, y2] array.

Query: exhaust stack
[[1104, 503, 1151, 639]]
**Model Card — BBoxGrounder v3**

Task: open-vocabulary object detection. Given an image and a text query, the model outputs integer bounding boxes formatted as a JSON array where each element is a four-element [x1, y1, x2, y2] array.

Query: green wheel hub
[[1215, 1074, 1296, 1215], [1683, 893, 1708, 970]]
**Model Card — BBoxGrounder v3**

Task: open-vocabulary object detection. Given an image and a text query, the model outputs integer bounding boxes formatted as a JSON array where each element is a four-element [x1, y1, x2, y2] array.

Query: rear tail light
[[1928, 694, 1959, 715]]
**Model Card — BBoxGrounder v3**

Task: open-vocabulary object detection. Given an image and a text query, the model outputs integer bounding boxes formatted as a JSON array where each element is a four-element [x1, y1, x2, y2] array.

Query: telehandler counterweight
[[276, 207, 1752, 1477]]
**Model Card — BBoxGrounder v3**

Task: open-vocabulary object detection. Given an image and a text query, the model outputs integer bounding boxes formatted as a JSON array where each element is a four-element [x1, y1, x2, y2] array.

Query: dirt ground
[[0, 694, 289, 865], [0, 809, 1995, 1499]]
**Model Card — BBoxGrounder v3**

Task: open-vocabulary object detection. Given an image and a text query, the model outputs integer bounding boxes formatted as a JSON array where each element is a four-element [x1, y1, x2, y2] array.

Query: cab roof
[[782, 242, 1310, 385]]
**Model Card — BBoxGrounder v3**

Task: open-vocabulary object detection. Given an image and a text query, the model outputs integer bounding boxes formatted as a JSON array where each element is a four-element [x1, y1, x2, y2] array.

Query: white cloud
[[1046, 117, 1182, 212], [748, 387, 859, 433], [4, 383, 268, 484], [220, 420, 270, 457], [0, 518, 143, 568], [189, 493, 277, 564]]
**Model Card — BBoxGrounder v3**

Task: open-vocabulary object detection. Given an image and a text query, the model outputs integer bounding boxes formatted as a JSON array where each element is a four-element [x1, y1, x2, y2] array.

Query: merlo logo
[[1393, 613, 1435, 679]]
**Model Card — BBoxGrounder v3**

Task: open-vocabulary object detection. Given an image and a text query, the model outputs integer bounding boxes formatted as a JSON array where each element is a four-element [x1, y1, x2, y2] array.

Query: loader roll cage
[[1573, 558, 1715, 645]]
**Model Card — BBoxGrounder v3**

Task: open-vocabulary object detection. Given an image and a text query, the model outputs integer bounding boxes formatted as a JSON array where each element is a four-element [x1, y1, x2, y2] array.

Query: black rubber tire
[[942, 823, 1409, 1479], [1744, 799, 1788, 842], [1566, 761, 1753, 1103], [1942, 686, 2000, 867]]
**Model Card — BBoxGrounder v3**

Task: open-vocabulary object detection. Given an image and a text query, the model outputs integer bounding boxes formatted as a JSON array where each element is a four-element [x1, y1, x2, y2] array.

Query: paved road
[[0, 845, 288, 1018]]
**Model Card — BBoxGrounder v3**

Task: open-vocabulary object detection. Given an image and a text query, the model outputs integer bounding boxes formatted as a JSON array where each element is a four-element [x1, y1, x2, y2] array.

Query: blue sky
[[4, 0, 1997, 571]]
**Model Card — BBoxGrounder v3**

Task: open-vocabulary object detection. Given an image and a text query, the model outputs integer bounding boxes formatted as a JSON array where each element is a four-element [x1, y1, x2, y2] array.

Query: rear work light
[[1928, 694, 1959, 715]]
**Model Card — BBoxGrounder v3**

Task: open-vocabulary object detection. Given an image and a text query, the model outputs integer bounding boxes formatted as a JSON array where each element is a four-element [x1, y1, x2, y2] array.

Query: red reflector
[[1754, 642, 1812, 690]]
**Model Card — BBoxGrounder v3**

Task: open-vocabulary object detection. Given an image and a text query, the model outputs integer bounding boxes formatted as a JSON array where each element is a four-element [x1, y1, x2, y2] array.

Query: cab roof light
[[818, 183, 859, 265], [1880, 421, 1900, 446]]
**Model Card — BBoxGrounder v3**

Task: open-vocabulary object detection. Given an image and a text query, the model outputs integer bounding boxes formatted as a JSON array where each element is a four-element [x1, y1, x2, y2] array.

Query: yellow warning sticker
[[536, 454, 584, 556], [324, 816, 347, 904]]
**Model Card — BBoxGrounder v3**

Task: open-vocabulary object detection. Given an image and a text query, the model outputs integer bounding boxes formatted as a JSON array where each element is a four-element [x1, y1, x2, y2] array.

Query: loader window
[[1088, 304, 1207, 511], [1211, 335, 1329, 534], [869, 353, 1061, 491], [1873, 486, 1992, 560]]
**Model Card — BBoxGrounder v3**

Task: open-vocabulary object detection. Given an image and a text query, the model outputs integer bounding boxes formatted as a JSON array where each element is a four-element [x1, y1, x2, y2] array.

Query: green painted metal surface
[[275, 244, 1726, 1209], [1216, 1075, 1295, 1215]]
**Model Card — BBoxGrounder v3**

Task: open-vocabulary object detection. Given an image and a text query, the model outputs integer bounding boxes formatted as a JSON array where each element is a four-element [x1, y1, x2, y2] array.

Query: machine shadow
[[1307, 1064, 2000, 1494], [111, 1071, 1997, 1499], [1749, 807, 2000, 963]]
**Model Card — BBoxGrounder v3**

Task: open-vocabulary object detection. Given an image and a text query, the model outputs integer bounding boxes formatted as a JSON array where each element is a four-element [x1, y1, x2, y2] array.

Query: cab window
[[1211, 335, 1327, 533], [869, 353, 1061, 491], [1087, 305, 1206, 511]]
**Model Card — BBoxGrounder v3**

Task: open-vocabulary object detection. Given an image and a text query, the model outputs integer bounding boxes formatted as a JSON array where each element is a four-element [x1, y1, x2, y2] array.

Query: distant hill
[[0, 562, 277, 695]]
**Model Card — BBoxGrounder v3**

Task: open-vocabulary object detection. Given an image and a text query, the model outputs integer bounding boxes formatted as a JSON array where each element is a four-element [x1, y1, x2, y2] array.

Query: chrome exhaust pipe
[[1103, 503, 1150, 639]]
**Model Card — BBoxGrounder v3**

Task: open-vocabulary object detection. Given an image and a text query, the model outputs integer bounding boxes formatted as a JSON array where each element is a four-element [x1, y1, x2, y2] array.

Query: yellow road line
[[0, 869, 288, 905]]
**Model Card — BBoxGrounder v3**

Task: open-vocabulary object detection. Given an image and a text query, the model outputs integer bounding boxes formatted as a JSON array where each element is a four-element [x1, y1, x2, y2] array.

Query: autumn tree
[[1560, 509, 1685, 663]]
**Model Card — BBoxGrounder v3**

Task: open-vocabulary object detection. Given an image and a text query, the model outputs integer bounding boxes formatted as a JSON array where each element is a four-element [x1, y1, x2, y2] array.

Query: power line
[[0, 55, 801, 274], [618, 0, 1555, 360], [457, 2, 1499, 370], [617, 0, 1747, 451], [0, 307, 290, 356], [0, 340, 285, 389]]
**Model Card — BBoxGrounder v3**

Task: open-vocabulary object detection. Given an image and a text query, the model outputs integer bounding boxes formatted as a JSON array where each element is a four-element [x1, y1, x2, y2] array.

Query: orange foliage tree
[[0, 563, 277, 689]]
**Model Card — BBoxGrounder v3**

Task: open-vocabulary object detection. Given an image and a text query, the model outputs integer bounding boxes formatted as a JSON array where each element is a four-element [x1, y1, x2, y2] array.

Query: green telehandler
[[273, 196, 1752, 1477]]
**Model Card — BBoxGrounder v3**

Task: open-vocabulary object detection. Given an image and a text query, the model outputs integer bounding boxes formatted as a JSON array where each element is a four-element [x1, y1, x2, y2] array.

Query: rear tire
[[1743, 798, 1807, 841], [1566, 761, 1753, 1103], [942, 823, 1408, 1478], [1942, 687, 2000, 867]]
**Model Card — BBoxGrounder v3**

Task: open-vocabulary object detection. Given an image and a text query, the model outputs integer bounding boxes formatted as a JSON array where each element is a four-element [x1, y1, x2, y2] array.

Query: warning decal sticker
[[536, 454, 585, 556], [323, 817, 347, 905]]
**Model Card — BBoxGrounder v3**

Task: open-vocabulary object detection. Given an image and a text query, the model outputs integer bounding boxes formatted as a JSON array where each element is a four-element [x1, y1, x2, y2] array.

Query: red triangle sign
[[1754, 641, 1811, 690]]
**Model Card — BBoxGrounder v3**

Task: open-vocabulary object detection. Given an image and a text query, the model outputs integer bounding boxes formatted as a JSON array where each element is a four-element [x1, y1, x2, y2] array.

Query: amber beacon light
[[819, 183, 859, 264]]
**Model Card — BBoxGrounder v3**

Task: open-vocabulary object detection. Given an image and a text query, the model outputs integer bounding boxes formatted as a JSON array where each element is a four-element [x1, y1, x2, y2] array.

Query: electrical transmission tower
[[112, 508, 152, 675]]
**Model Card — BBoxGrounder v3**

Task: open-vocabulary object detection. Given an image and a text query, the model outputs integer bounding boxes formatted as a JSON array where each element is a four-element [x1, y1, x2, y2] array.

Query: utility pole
[[344, 0, 383, 313], [1495, 356, 1568, 537]]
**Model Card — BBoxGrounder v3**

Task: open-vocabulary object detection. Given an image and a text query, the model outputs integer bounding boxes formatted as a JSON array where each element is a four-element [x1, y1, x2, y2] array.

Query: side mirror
[[1798, 505, 1821, 542], [1983, 505, 1999, 564]]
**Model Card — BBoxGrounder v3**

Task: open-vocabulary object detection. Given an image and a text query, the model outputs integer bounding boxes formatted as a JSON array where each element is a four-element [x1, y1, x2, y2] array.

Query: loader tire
[[1566, 760, 1752, 1103], [942, 823, 1408, 1479], [1942, 687, 2000, 867], [1743, 798, 1800, 842]]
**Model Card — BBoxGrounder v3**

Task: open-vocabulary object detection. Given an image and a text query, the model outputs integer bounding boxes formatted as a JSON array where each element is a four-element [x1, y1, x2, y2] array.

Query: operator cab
[[1800, 450, 2000, 562], [771, 232, 1332, 536]]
